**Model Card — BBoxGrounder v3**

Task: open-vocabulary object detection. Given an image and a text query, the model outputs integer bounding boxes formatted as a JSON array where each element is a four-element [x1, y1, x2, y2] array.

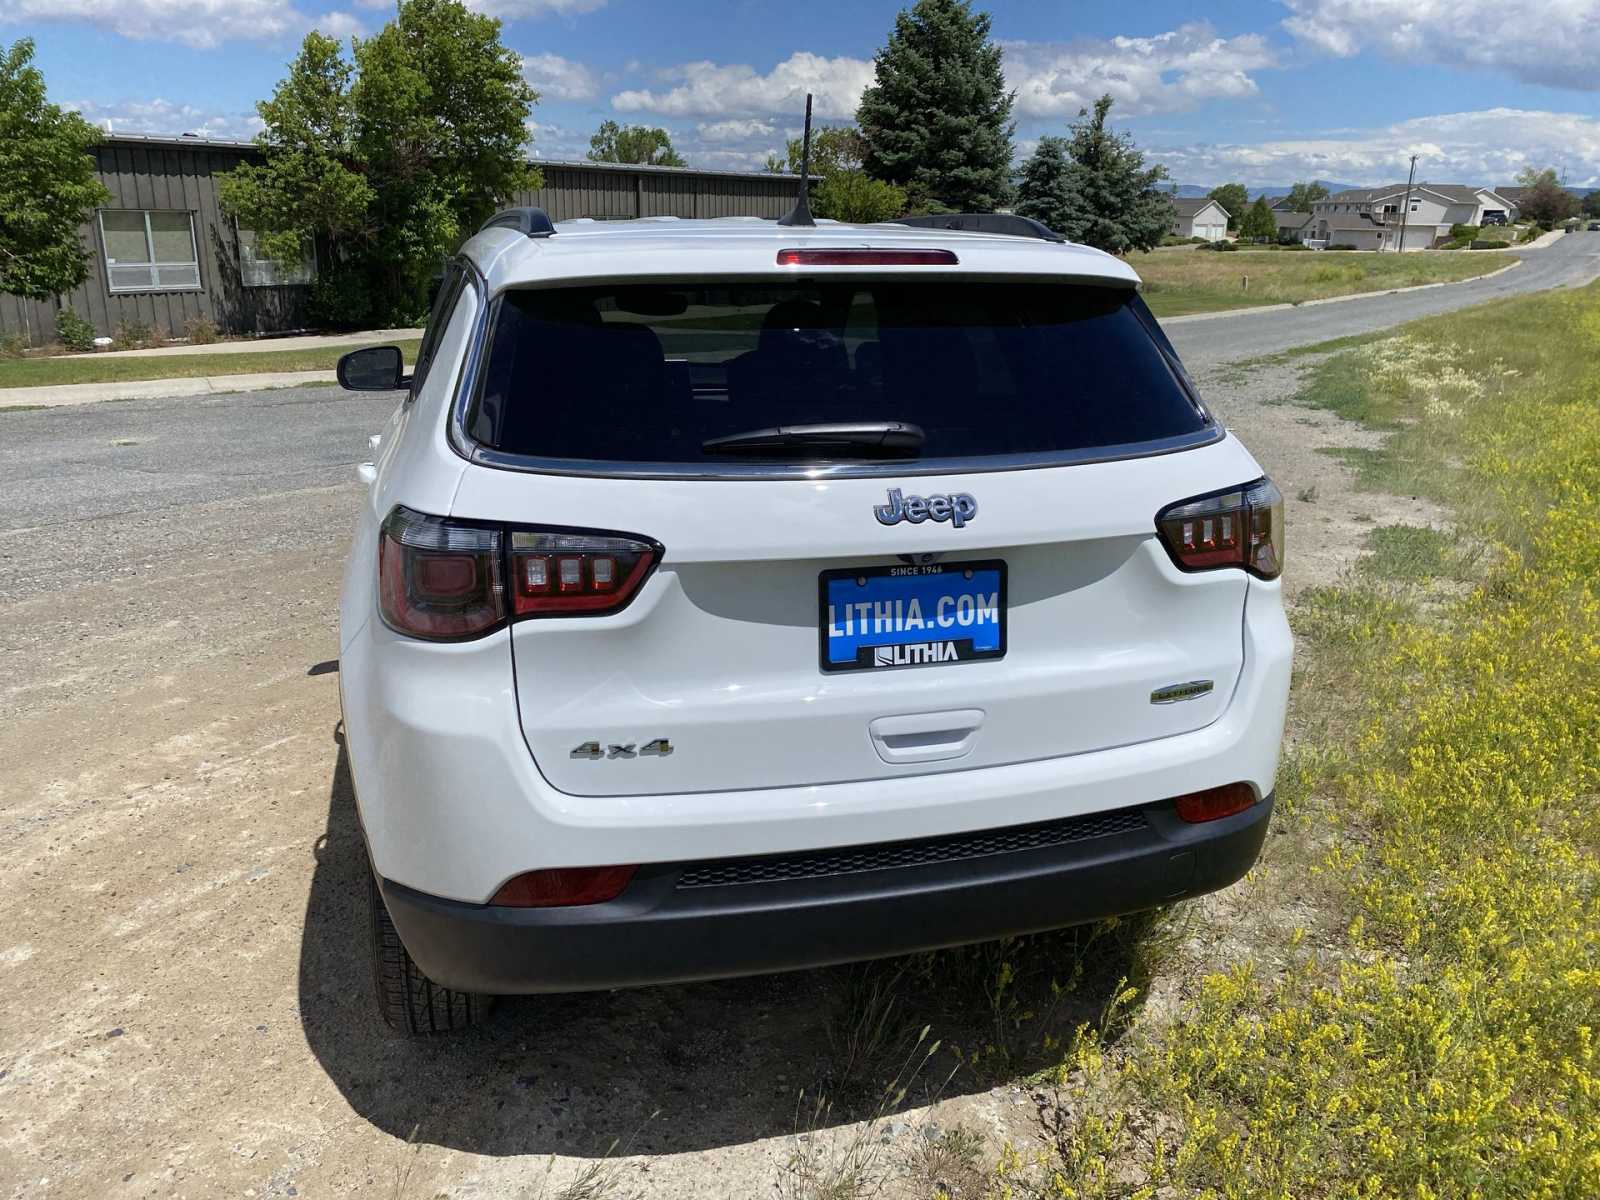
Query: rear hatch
[[452, 273, 1257, 797]]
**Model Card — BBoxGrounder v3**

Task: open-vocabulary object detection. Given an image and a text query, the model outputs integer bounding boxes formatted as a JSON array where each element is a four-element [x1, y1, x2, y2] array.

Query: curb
[[0, 369, 341, 410], [1159, 258, 1524, 326]]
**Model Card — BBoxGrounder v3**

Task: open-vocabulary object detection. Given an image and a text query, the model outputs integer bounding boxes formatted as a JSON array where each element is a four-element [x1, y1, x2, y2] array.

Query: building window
[[1409, 201, 1421, 212], [237, 226, 316, 288], [100, 210, 201, 293]]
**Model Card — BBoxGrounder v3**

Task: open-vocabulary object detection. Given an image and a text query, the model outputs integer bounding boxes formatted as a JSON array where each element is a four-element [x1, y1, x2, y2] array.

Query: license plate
[[818, 560, 1007, 673]]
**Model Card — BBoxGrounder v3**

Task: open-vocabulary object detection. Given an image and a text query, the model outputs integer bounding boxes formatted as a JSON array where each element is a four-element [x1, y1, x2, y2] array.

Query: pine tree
[[856, 0, 1014, 212], [1014, 136, 1078, 235], [1046, 95, 1171, 255]]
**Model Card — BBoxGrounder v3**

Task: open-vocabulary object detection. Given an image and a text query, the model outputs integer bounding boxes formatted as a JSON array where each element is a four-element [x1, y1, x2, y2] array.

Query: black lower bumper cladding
[[380, 794, 1273, 995]]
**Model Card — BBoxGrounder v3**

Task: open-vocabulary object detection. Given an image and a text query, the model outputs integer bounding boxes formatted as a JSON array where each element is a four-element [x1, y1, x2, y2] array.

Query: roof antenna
[[777, 92, 816, 227]]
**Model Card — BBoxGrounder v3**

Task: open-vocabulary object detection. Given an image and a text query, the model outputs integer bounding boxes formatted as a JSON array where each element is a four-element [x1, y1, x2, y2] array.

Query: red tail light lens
[[1174, 782, 1258, 823], [776, 248, 959, 266], [378, 508, 660, 641], [490, 866, 638, 907], [1156, 478, 1284, 579], [379, 508, 505, 640], [509, 531, 658, 617]]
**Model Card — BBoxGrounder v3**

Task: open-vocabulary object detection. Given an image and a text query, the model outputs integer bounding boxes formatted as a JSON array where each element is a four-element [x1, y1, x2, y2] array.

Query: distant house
[[1270, 197, 1313, 242], [1306, 183, 1518, 250], [1170, 197, 1230, 242]]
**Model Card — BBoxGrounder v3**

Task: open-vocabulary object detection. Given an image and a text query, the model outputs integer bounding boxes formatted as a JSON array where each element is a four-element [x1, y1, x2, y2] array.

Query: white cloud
[[464, 0, 605, 18], [64, 96, 264, 140], [521, 52, 600, 101], [1281, 0, 1600, 90], [0, 0, 368, 47], [1004, 23, 1278, 119], [696, 118, 776, 141], [1154, 108, 1600, 189], [526, 118, 589, 160], [611, 52, 873, 119]]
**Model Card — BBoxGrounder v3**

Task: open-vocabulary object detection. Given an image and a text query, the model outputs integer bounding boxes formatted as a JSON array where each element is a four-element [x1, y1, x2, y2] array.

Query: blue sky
[[7, 0, 1600, 187]]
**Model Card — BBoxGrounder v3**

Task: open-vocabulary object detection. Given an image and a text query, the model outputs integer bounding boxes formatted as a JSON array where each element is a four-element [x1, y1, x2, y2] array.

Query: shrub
[[0, 332, 26, 360], [1277, 242, 1311, 251], [1519, 224, 1546, 243], [55, 307, 96, 351], [1449, 223, 1481, 241], [1328, 242, 1359, 250], [183, 315, 220, 345], [1201, 239, 1238, 252], [112, 320, 157, 350], [1470, 239, 1506, 249]]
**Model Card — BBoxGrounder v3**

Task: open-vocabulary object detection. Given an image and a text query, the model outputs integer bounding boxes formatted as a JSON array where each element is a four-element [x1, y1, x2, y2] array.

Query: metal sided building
[[0, 133, 808, 345]]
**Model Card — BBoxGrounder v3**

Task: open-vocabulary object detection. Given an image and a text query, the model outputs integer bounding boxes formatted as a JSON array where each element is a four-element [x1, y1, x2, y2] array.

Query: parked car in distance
[[1588, 221, 1600, 231], [1480, 212, 1508, 226], [335, 208, 1294, 1035]]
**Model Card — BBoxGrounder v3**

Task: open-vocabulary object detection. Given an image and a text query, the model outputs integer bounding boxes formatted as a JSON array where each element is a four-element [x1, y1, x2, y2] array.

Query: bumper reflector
[[490, 865, 638, 907], [1173, 783, 1258, 823]]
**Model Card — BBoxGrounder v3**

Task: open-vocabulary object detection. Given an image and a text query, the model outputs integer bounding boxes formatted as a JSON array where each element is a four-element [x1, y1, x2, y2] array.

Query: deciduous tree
[[1207, 182, 1248, 231], [0, 38, 110, 305], [1240, 195, 1278, 243], [222, 0, 538, 326], [856, 0, 1014, 212], [587, 120, 685, 167], [1515, 167, 1578, 227], [1283, 180, 1328, 212]]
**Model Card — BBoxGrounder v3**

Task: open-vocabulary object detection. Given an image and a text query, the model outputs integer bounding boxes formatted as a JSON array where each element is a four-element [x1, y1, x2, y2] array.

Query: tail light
[[378, 507, 659, 641], [776, 248, 958, 266], [490, 866, 638, 907], [1155, 478, 1283, 579], [509, 532, 658, 616], [1173, 782, 1258, 823]]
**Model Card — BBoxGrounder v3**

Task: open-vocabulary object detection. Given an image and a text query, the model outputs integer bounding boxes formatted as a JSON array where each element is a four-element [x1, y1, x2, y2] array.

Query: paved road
[[1167, 230, 1600, 371]]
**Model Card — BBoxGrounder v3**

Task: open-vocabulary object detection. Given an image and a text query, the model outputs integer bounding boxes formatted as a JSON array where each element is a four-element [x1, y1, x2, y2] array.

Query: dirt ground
[[0, 351, 1429, 1199]]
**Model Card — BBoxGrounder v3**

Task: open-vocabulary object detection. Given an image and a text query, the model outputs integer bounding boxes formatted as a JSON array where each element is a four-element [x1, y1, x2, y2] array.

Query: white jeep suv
[[336, 208, 1292, 1035]]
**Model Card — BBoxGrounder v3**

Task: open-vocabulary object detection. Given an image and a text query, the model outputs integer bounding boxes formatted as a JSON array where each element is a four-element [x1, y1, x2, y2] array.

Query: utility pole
[[1395, 154, 1418, 253]]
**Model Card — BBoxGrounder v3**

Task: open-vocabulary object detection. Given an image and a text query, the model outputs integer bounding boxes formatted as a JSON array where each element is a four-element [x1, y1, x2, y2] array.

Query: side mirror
[[337, 345, 408, 391]]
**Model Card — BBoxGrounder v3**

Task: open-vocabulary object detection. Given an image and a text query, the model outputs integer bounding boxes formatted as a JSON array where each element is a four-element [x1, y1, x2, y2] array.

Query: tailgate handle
[[869, 709, 985, 765]]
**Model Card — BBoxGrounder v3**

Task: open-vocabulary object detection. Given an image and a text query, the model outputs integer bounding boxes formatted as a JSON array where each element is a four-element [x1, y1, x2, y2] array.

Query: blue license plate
[[819, 560, 1007, 672]]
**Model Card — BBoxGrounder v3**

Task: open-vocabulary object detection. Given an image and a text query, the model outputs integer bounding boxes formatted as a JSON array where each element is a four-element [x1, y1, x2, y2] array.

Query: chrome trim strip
[[443, 269, 1225, 481]]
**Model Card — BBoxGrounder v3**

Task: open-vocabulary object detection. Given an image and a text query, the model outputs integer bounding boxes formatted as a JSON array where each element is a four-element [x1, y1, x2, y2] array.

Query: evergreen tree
[[1014, 135, 1077, 235], [587, 120, 685, 167], [1241, 195, 1278, 242], [0, 38, 110, 304], [1046, 95, 1171, 255], [856, 0, 1014, 212], [1207, 182, 1248, 231]]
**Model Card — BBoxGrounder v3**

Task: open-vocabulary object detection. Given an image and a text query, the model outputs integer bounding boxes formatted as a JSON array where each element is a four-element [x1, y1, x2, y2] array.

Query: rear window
[[467, 281, 1209, 468]]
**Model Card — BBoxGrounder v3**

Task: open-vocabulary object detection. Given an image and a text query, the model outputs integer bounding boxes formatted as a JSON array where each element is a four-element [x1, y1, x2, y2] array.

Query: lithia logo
[[874, 488, 978, 529]]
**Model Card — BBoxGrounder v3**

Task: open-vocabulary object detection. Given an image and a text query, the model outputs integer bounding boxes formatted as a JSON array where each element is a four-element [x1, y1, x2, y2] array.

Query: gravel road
[[1, 234, 1596, 1199]]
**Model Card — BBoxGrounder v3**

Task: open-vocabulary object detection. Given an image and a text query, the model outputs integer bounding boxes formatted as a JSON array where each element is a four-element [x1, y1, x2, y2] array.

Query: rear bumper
[[380, 793, 1272, 994]]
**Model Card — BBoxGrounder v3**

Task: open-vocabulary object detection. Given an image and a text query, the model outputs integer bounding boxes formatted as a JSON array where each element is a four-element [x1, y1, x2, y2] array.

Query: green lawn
[[1134, 249, 1516, 317], [0, 339, 421, 389]]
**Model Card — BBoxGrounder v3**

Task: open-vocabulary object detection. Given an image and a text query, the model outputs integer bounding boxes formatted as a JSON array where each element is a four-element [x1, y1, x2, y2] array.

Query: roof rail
[[890, 213, 1065, 243], [480, 207, 557, 238]]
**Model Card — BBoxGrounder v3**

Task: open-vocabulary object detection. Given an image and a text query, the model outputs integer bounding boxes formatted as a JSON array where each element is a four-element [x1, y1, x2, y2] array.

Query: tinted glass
[[469, 281, 1208, 466], [410, 263, 467, 400]]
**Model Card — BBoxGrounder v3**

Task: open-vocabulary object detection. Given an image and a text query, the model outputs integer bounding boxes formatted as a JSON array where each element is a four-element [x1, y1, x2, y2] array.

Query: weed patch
[[1001, 283, 1600, 1198]]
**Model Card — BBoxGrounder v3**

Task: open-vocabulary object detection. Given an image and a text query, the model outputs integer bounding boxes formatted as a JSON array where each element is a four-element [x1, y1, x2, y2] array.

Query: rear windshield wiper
[[702, 421, 925, 457]]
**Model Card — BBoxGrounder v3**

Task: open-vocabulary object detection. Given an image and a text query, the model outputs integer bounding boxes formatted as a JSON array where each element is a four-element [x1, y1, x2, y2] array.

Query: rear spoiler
[[889, 213, 1066, 243]]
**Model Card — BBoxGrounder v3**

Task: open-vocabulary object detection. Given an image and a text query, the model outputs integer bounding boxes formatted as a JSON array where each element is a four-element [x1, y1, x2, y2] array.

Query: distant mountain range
[[1170, 180, 1360, 200]]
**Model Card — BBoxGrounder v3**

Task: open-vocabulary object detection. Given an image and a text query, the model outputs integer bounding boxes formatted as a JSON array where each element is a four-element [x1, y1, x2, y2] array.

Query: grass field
[[1001, 284, 1600, 1197], [1134, 249, 1516, 317], [0, 339, 421, 389]]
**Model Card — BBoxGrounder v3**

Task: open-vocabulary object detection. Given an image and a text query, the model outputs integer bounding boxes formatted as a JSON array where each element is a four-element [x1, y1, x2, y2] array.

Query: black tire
[[367, 864, 493, 1035]]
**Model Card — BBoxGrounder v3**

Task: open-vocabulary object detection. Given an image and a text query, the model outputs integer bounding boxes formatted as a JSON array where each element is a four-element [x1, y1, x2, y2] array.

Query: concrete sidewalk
[[0, 369, 341, 409], [59, 327, 422, 360]]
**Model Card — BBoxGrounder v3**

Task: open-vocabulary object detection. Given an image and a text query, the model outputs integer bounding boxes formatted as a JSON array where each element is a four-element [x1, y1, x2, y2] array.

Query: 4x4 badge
[[874, 488, 977, 529]]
